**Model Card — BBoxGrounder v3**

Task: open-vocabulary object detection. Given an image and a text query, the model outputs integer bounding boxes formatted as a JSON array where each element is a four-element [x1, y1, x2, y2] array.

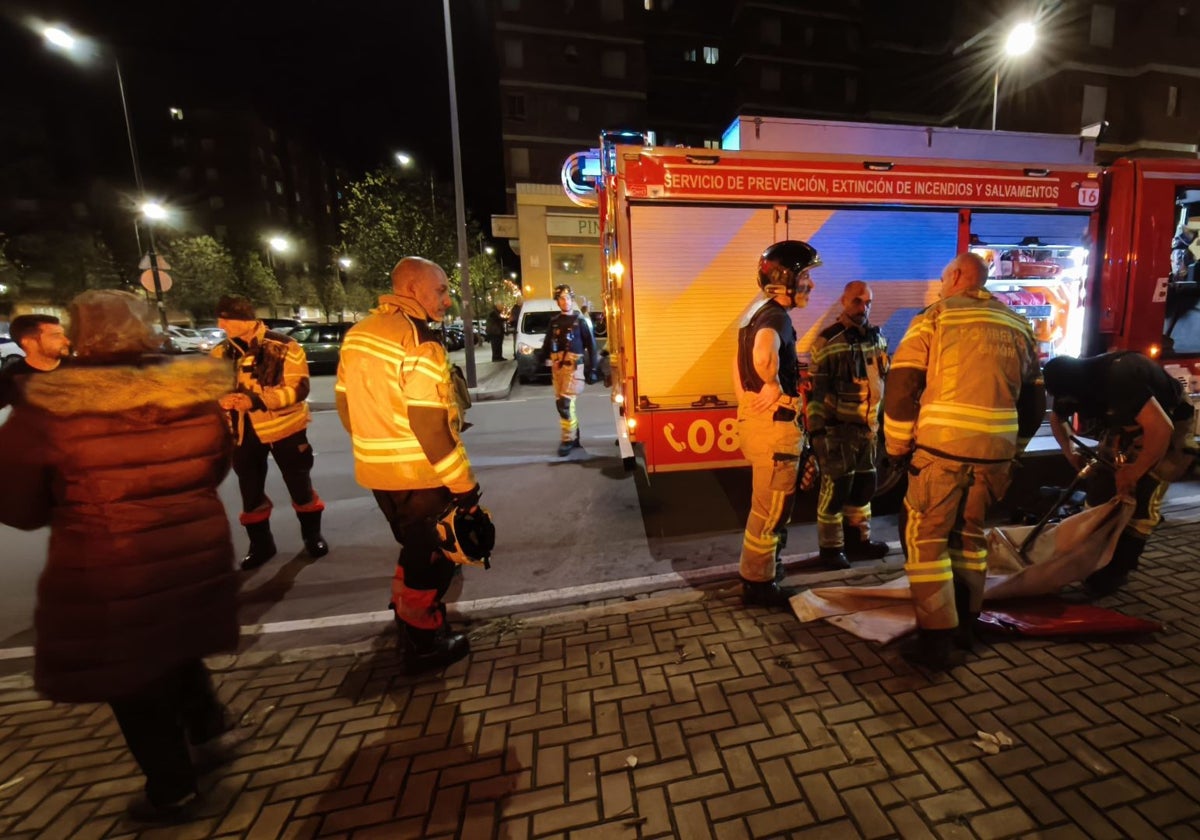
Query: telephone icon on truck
[[662, 422, 686, 453]]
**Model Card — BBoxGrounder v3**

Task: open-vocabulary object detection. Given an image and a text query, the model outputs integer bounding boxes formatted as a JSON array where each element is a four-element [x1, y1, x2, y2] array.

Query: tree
[[161, 235, 237, 319], [450, 253, 515, 319], [233, 253, 283, 316], [315, 272, 347, 322], [339, 168, 458, 293], [343, 280, 375, 319], [6, 229, 124, 305], [282, 273, 318, 315]]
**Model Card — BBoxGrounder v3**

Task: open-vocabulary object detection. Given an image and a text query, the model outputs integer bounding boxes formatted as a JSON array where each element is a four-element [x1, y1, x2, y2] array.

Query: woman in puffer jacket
[[0, 290, 239, 822]]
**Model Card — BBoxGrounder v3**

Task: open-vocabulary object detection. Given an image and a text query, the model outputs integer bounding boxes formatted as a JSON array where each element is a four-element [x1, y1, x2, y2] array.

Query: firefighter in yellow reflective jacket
[[807, 281, 890, 569], [214, 296, 328, 571], [539, 284, 599, 457], [883, 253, 1044, 668], [335, 257, 484, 675], [734, 240, 821, 609]]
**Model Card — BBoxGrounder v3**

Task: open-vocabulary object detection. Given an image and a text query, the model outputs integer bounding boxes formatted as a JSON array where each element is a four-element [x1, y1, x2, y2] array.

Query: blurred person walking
[[884, 253, 1044, 669], [0, 290, 239, 822], [336, 257, 493, 674], [0, 314, 71, 409], [212, 296, 328, 570]]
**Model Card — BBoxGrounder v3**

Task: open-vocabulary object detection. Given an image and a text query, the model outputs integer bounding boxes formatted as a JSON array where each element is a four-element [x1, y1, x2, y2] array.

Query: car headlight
[[199, 341, 213, 352], [517, 343, 534, 355]]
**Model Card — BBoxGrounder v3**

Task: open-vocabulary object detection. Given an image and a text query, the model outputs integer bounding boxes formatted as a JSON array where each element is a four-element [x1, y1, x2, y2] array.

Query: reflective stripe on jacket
[[884, 289, 1040, 461], [212, 324, 310, 444], [807, 316, 888, 434], [335, 295, 476, 493]]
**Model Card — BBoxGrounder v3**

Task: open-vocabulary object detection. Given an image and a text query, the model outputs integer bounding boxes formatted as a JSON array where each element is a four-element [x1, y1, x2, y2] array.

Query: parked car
[[513, 299, 558, 383], [287, 322, 355, 374], [262, 317, 304, 333], [0, 335, 24, 367], [194, 326, 226, 344]]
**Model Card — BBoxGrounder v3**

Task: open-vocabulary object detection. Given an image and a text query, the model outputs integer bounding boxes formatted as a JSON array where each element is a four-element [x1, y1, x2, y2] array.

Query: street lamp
[[395, 152, 413, 167], [992, 21, 1036, 131], [338, 256, 353, 270], [266, 235, 291, 270], [41, 22, 170, 330]]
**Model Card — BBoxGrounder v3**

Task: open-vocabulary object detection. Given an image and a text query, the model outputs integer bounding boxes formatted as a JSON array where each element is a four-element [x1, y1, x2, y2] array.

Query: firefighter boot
[[401, 623, 470, 675], [557, 438, 574, 457], [297, 510, 329, 558], [899, 628, 964, 671], [844, 523, 889, 561], [240, 521, 277, 571], [818, 546, 851, 570], [953, 579, 979, 652], [1084, 532, 1144, 597], [740, 576, 798, 609]]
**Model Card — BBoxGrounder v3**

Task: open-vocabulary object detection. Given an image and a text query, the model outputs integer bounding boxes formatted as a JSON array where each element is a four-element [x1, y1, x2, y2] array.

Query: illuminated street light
[[338, 256, 353, 270], [42, 22, 169, 331], [510, 271, 519, 280], [395, 151, 413, 167], [484, 245, 495, 255], [269, 236, 291, 253], [992, 21, 1037, 131]]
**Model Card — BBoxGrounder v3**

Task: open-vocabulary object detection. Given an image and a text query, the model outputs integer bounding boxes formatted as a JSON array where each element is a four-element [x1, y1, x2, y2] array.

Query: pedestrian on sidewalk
[[212, 295, 328, 571], [336, 256, 493, 674], [0, 290, 239, 822], [734, 240, 821, 609], [0, 313, 71, 409], [486, 303, 507, 361], [807, 281, 891, 569], [884, 253, 1044, 669], [538, 284, 598, 456], [1045, 351, 1195, 595]]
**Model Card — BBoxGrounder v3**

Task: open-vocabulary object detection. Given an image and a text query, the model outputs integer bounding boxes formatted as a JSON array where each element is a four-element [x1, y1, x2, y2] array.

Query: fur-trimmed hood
[[22, 355, 233, 416]]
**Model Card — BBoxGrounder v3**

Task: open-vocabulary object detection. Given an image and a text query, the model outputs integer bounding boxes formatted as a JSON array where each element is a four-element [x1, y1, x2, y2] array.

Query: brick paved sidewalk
[[2, 511, 1200, 839]]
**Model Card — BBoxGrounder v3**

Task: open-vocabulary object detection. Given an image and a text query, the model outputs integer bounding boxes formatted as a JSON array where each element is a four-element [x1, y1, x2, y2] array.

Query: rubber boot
[[401, 622, 470, 675], [740, 577, 798, 609], [557, 438, 574, 457], [953, 578, 978, 652], [240, 521, 277, 571], [297, 510, 329, 558], [844, 525, 890, 560], [1084, 532, 1144, 596], [899, 628, 964, 671], [819, 546, 851, 570]]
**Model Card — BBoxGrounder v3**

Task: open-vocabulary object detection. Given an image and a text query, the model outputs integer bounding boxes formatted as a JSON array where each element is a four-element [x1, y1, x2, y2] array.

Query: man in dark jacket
[[0, 290, 239, 822], [486, 303, 507, 361], [1045, 351, 1195, 595]]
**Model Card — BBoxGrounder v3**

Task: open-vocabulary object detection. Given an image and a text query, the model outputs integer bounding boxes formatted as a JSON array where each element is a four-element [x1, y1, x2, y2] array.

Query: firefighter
[[1045, 351, 1195, 596], [539, 284, 599, 457], [807, 281, 891, 568], [884, 253, 1043, 668], [734, 240, 821, 608], [213, 296, 328, 571], [335, 257, 488, 674]]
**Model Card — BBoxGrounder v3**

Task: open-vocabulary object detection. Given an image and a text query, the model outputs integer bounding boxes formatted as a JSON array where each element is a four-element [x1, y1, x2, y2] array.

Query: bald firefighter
[[884, 253, 1044, 668], [807, 281, 891, 569], [734, 240, 821, 608]]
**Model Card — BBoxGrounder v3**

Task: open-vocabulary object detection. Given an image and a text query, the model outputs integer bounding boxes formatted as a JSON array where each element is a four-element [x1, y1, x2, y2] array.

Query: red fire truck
[[561, 119, 1200, 475]]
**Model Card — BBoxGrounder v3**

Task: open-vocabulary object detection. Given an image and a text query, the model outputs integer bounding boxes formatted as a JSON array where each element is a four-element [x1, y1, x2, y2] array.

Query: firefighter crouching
[[213, 296, 328, 571], [807, 281, 891, 569], [540, 284, 599, 457], [883, 253, 1044, 669], [734, 240, 821, 609]]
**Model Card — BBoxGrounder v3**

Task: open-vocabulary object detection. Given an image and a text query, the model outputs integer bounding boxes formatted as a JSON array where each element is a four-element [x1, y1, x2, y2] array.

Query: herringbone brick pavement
[[2, 510, 1200, 838]]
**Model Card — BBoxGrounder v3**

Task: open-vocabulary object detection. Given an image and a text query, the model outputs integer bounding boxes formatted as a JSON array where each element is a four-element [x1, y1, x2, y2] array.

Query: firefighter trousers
[[902, 449, 1011, 630], [373, 487, 457, 632], [815, 425, 877, 548], [552, 352, 585, 442], [233, 424, 323, 523], [738, 409, 802, 583]]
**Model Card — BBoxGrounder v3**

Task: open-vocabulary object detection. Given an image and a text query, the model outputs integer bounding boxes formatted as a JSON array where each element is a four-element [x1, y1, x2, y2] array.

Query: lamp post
[[266, 235, 291, 271], [395, 151, 437, 217], [42, 23, 170, 329], [992, 21, 1036, 131]]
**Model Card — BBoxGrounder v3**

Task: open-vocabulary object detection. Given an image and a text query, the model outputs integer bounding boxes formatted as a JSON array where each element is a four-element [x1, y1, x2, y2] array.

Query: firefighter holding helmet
[[733, 240, 820, 608], [540, 284, 599, 456]]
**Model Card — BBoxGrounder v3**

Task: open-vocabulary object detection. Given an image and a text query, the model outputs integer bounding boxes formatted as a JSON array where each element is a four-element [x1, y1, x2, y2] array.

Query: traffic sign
[[140, 269, 173, 293], [138, 254, 171, 271]]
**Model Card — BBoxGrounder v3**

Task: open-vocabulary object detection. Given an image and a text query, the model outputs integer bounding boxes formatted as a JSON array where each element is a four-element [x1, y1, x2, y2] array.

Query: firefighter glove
[[452, 483, 482, 512]]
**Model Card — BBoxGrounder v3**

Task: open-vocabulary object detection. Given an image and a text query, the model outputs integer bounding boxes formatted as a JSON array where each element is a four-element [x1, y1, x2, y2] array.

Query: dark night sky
[[0, 0, 505, 222]]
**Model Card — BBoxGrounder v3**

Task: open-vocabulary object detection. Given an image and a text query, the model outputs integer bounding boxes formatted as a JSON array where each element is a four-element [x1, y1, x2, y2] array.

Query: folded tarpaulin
[[791, 497, 1136, 643]]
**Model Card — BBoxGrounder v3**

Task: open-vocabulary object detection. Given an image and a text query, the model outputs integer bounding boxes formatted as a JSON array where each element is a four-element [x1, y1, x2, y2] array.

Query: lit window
[[683, 48, 697, 62], [703, 46, 719, 64], [761, 66, 781, 91], [168, 107, 184, 121], [644, 0, 653, 8], [275, 180, 285, 195], [703, 139, 720, 149]]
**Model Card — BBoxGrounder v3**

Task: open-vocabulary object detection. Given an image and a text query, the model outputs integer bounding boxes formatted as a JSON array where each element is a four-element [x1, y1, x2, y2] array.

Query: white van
[[513, 299, 605, 384]]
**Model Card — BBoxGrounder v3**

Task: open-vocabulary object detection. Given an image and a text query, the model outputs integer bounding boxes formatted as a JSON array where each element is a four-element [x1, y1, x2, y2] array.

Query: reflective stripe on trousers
[[815, 426, 877, 548], [902, 450, 1011, 630], [738, 411, 802, 583], [552, 352, 584, 441]]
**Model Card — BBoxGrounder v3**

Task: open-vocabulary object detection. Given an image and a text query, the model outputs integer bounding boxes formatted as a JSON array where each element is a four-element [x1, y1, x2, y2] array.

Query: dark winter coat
[[0, 355, 239, 703]]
